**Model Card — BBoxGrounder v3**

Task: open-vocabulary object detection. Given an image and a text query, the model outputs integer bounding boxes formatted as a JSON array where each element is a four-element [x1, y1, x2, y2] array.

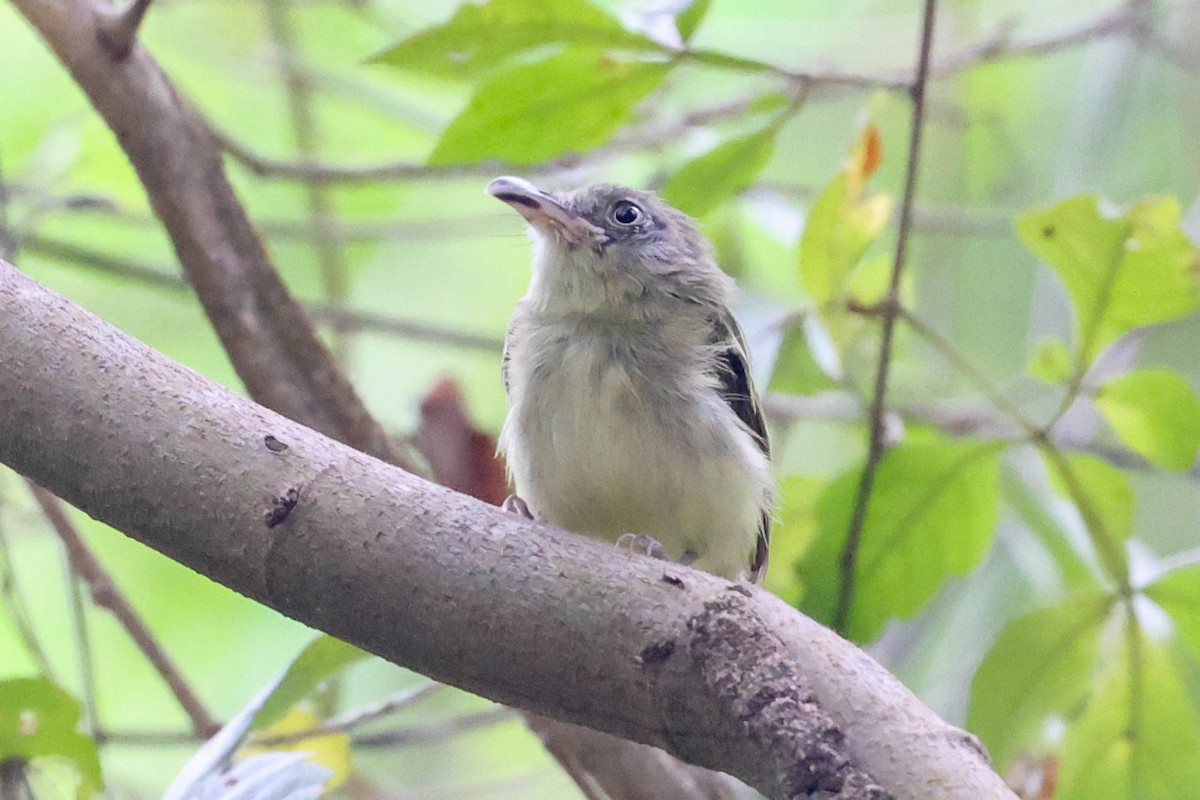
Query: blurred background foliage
[[1, 0, 1199, 797]]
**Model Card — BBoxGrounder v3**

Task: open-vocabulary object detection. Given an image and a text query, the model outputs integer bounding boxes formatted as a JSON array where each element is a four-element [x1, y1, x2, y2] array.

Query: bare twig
[[264, 0, 351, 359], [16, 232, 505, 352], [349, 708, 517, 748], [28, 484, 220, 738], [96, 0, 155, 60], [252, 682, 443, 746], [58, 540, 101, 737], [835, 0, 938, 634]]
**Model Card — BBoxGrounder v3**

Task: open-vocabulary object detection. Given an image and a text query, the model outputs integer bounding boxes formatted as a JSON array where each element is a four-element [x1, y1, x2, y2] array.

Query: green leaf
[[252, 635, 370, 730], [767, 316, 839, 395], [798, 125, 891, 307], [372, 0, 663, 79], [429, 49, 670, 165], [1094, 368, 1200, 472], [966, 592, 1111, 770], [766, 475, 825, 605], [661, 124, 779, 218], [798, 435, 1002, 641], [1047, 453, 1136, 547], [1028, 337, 1072, 383], [1145, 563, 1200, 662], [1056, 640, 1200, 800], [0, 678, 102, 799], [675, 0, 711, 43], [1016, 195, 1200, 362]]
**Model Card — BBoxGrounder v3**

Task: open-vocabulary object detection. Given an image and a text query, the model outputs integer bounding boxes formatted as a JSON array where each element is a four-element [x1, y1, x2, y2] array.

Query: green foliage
[[1094, 368, 1200, 472], [1028, 336, 1072, 383], [674, 0, 712, 43], [967, 592, 1112, 769], [428, 48, 669, 165], [661, 121, 781, 217], [1146, 564, 1200, 661], [252, 635, 369, 730], [372, 0, 662, 79], [767, 316, 839, 395], [1016, 196, 1200, 364], [798, 434, 1002, 641], [1045, 453, 1134, 574], [0, 678, 102, 798]]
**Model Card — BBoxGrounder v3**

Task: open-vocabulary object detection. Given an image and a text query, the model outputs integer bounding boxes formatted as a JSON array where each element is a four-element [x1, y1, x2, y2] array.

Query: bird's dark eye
[[611, 200, 643, 226]]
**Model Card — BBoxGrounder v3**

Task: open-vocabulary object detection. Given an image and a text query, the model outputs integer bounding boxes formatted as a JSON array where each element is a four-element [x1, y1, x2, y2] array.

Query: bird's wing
[[501, 319, 516, 396], [711, 313, 771, 582]]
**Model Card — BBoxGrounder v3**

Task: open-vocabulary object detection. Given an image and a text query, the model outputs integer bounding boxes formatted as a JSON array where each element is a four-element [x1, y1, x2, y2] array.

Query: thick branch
[[0, 262, 1014, 799], [13, 0, 401, 466]]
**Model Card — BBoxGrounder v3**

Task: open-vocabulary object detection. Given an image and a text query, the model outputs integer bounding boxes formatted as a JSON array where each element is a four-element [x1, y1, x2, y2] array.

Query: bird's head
[[487, 176, 734, 318]]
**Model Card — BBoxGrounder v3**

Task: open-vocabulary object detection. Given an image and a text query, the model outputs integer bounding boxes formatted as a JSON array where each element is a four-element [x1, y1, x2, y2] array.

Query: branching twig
[[96, 0, 155, 60], [28, 484, 220, 738], [834, 0, 938, 634]]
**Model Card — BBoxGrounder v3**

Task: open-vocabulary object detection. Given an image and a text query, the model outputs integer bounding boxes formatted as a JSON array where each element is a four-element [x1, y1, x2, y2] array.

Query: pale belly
[[500, 340, 767, 580]]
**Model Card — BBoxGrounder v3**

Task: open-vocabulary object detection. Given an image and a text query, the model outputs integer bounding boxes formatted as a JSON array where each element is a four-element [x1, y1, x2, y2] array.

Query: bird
[[487, 176, 773, 582]]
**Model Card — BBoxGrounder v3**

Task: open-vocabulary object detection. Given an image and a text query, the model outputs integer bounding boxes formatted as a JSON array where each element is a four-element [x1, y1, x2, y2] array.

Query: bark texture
[[0, 261, 1015, 800]]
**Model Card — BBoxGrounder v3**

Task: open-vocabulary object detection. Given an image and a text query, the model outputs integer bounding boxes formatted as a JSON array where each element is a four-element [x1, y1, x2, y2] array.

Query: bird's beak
[[487, 176, 604, 246]]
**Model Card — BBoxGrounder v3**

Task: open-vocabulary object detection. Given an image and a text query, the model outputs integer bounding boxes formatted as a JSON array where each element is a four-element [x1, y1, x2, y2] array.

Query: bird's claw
[[502, 494, 535, 520], [616, 533, 669, 561]]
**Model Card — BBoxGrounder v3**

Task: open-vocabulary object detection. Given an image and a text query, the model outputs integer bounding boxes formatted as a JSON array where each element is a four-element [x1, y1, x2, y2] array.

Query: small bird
[[487, 176, 773, 582]]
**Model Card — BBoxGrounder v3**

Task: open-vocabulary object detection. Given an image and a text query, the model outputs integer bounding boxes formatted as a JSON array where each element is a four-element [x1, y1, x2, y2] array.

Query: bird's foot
[[502, 494, 535, 520], [616, 533, 669, 561]]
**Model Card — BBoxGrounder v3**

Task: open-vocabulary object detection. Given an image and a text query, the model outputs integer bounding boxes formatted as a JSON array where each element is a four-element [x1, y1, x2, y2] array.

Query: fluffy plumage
[[489, 177, 773, 582]]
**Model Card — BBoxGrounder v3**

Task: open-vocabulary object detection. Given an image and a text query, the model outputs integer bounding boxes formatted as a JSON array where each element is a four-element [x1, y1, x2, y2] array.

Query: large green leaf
[[966, 592, 1111, 770], [373, 0, 663, 79], [1145, 563, 1200, 662], [1094, 368, 1200, 472], [429, 48, 670, 165], [660, 121, 780, 218], [1056, 640, 1200, 800], [797, 434, 1002, 641], [1016, 196, 1200, 362], [252, 635, 370, 730], [0, 678, 102, 799], [767, 316, 839, 395]]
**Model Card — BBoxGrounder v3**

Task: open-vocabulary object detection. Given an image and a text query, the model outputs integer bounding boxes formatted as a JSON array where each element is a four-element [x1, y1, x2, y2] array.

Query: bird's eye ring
[[611, 200, 643, 226]]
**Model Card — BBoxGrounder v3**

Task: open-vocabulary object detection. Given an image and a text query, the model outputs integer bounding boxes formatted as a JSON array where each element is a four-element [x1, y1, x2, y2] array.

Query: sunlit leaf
[[373, 0, 662, 78], [245, 709, 350, 792], [799, 125, 892, 306], [1146, 563, 1200, 663], [966, 592, 1111, 770], [0, 678, 102, 799], [429, 49, 669, 165], [1028, 337, 1072, 383], [1046, 453, 1137, 573], [798, 434, 1002, 641], [1016, 196, 1200, 362], [1094, 368, 1200, 472], [1056, 640, 1200, 800], [674, 0, 711, 43], [253, 636, 369, 731]]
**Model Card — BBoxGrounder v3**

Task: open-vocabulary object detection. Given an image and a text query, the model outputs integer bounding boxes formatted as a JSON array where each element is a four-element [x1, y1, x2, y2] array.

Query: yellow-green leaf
[[1146, 563, 1200, 662], [253, 636, 369, 730], [0, 678, 102, 799], [674, 0, 711, 43], [373, 0, 662, 78], [1016, 196, 1200, 362], [1028, 337, 1072, 383], [429, 49, 669, 165], [966, 592, 1111, 770], [1094, 368, 1200, 472]]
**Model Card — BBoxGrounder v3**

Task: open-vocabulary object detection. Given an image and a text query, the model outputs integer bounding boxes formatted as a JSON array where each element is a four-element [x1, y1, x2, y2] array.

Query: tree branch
[[0, 260, 1016, 800], [13, 0, 405, 468]]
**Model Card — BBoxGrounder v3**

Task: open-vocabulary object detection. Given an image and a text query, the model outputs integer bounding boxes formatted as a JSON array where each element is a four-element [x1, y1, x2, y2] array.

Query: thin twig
[[28, 484, 220, 738], [834, 0, 938, 634], [0, 521, 56, 679], [16, 232, 505, 352], [58, 541, 102, 738], [264, 0, 351, 359], [349, 707, 516, 748], [252, 682, 443, 746]]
